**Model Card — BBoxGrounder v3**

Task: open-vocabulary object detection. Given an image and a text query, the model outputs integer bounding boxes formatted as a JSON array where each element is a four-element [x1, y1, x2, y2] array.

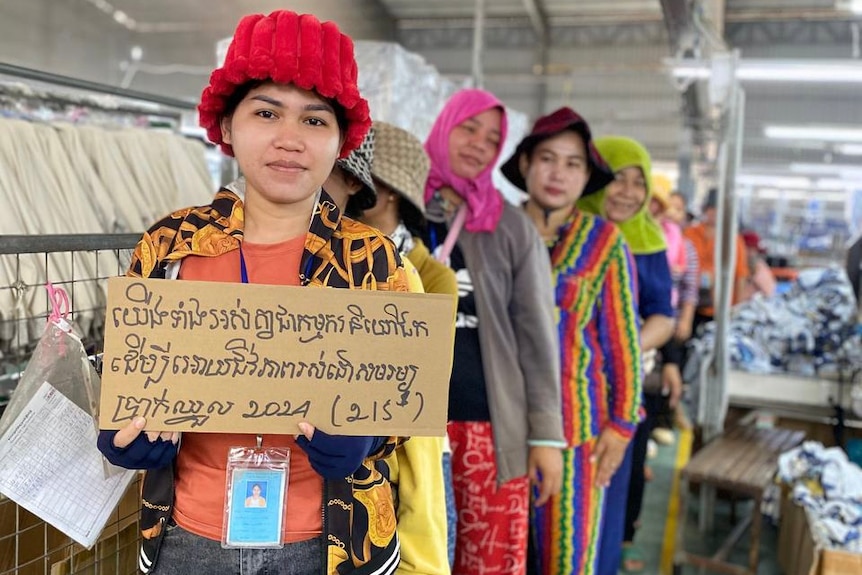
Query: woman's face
[[220, 82, 343, 208], [323, 165, 362, 213], [649, 197, 663, 218], [521, 131, 590, 212], [447, 107, 503, 180], [604, 166, 647, 223], [252, 485, 261, 496], [361, 180, 394, 221], [667, 194, 687, 224]]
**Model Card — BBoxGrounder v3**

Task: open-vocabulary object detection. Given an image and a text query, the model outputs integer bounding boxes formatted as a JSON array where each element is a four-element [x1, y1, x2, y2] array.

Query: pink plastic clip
[[46, 282, 71, 327]]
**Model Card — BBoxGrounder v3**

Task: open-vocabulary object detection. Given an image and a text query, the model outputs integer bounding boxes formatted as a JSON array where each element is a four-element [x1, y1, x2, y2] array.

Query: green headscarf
[[577, 136, 667, 255]]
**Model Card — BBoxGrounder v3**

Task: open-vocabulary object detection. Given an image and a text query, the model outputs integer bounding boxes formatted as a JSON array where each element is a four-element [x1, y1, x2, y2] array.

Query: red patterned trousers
[[448, 421, 530, 575]]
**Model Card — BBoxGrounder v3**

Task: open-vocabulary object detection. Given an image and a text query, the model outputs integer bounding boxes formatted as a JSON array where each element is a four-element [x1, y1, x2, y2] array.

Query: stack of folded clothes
[[778, 441, 862, 552]]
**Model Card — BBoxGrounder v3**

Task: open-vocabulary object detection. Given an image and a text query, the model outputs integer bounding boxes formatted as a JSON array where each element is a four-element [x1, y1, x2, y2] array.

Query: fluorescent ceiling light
[[737, 174, 811, 188], [816, 178, 850, 191], [839, 1, 862, 15], [670, 65, 710, 80], [837, 144, 862, 156], [790, 163, 862, 179], [753, 188, 848, 202], [738, 62, 862, 83], [667, 58, 862, 83], [765, 125, 862, 143]]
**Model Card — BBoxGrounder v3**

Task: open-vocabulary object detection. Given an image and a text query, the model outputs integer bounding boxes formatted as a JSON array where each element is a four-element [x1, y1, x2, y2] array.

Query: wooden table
[[673, 425, 805, 575]]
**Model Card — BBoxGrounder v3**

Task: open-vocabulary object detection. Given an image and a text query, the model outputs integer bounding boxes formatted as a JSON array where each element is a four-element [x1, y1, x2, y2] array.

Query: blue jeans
[[442, 451, 457, 569], [596, 439, 634, 575], [152, 523, 322, 575]]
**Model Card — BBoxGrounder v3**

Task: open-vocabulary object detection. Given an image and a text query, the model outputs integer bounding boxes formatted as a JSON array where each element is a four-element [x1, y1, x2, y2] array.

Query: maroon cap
[[742, 230, 767, 254], [501, 107, 613, 196]]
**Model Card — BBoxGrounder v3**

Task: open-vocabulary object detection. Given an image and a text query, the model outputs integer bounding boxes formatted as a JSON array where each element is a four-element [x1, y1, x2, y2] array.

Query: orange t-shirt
[[172, 235, 324, 543], [683, 224, 750, 315]]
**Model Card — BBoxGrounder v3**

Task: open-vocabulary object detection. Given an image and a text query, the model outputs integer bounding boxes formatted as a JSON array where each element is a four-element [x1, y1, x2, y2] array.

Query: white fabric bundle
[[0, 117, 215, 349]]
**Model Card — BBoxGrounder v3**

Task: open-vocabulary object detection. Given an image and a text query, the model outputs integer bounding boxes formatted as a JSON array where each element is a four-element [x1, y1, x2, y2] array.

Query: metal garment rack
[[0, 68, 203, 575], [0, 61, 199, 131], [0, 233, 141, 409], [0, 61, 196, 111], [0, 234, 141, 361], [0, 234, 141, 256]]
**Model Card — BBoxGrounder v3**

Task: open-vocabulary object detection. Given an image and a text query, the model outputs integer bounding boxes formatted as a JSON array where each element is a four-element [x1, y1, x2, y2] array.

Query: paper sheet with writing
[[0, 381, 136, 548]]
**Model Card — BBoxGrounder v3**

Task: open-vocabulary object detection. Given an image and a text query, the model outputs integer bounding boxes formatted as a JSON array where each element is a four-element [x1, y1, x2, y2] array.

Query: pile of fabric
[[778, 441, 862, 552], [692, 267, 857, 376]]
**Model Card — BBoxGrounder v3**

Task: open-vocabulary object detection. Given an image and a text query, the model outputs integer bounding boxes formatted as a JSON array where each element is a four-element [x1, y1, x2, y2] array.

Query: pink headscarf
[[661, 218, 687, 275], [661, 218, 686, 309], [424, 89, 508, 233]]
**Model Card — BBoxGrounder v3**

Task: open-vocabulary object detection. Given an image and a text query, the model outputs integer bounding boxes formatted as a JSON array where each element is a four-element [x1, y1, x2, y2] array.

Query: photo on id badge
[[225, 468, 286, 547]]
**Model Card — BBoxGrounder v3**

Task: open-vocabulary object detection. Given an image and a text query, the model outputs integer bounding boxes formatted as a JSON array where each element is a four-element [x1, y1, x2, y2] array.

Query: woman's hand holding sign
[[97, 417, 180, 470], [295, 422, 387, 479]]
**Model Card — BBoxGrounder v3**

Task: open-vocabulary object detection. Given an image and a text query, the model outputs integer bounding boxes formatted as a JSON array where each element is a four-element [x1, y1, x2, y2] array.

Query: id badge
[[222, 446, 290, 549]]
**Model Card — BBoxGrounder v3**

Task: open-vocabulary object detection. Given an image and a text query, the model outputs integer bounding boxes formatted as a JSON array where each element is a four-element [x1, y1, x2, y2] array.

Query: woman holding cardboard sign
[[97, 10, 410, 575]]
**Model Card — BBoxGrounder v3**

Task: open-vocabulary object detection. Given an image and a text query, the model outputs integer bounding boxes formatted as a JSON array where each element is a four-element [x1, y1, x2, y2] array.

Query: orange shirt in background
[[172, 235, 324, 543], [684, 223, 750, 316]]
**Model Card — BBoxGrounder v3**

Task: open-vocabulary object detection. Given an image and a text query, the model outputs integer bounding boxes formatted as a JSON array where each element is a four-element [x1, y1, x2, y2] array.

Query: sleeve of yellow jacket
[[402, 256, 425, 294], [386, 255, 451, 575]]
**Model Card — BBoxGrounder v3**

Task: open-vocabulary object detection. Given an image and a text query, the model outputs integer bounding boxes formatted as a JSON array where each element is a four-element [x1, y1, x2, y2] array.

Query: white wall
[[126, 0, 397, 99], [0, 0, 396, 101], [0, 0, 131, 86]]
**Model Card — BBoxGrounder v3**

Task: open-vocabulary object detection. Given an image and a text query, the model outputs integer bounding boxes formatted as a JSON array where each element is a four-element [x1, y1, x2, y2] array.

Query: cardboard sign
[[100, 277, 456, 436]]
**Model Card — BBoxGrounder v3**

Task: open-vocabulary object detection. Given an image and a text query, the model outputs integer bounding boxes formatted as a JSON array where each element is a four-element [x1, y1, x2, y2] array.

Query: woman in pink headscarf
[[423, 89, 565, 575]]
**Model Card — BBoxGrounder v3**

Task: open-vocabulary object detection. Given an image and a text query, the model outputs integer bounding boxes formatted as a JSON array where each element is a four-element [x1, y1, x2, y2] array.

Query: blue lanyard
[[429, 225, 439, 253], [239, 245, 316, 285], [239, 247, 249, 284]]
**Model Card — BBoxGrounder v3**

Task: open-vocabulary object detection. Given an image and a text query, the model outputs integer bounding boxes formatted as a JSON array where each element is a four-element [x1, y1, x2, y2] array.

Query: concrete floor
[[628, 433, 782, 575]]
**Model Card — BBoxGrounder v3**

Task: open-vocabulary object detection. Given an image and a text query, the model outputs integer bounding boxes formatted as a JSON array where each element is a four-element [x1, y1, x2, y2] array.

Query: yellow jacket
[[407, 238, 458, 297], [384, 238, 456, 575]]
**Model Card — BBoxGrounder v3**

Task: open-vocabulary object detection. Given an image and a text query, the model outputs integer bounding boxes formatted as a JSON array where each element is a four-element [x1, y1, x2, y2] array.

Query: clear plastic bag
[[0, 320, 98, 438], [0, 285, 120, 478]]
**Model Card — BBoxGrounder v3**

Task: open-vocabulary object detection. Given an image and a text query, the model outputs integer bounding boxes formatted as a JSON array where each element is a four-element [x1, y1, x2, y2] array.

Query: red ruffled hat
[[198, 10, 371, 158]]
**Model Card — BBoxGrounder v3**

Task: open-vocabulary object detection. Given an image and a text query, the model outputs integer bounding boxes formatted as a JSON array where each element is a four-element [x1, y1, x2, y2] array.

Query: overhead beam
[[472, 0, 486, 89], [727, 19, 862, 46], [659, 0, 701, 201], [399, 23, 666, 50], [726, 8, 854, 23], [703, 0, 727, 40], [522, 0, 549, 115], [521, 0, 549, 44], [396, 7, 857, 31], [659, 0, 694, 52], [397, 15, 659, 31], [399, 19, 860, 51]]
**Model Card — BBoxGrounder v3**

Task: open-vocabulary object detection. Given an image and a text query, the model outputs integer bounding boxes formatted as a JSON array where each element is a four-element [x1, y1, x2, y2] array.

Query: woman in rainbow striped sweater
[[501, 107, 643, 575]]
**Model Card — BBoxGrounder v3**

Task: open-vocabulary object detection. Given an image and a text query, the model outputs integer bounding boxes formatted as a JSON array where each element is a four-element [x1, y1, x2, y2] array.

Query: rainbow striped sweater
[[551, 210, 643, 447]]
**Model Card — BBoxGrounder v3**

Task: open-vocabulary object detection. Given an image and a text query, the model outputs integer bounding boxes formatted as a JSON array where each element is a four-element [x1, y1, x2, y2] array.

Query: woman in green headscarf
[[578, 136, 675, 574]]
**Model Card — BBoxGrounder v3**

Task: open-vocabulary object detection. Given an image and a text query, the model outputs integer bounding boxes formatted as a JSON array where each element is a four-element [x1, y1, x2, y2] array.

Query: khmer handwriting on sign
[[107, 389, 424, 430], [110, 335, 419, 390], [111, 281, 431, 342]]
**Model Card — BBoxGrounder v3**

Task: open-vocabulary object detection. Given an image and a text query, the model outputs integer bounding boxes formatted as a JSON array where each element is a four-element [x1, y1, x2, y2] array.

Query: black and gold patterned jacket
[[131, 188, 408, 575]]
